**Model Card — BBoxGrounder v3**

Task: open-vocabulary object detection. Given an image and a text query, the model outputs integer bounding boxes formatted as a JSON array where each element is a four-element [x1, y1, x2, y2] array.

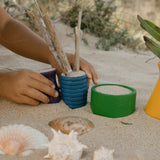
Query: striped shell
[[48, 116, 94, 135], [0, 124, 48, 156]]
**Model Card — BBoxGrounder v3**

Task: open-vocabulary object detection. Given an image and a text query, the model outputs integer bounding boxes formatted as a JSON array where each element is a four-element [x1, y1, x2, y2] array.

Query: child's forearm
[[0, 18, 50, 62], [0, 6, 98, 84], [0, 18, 61, 69]]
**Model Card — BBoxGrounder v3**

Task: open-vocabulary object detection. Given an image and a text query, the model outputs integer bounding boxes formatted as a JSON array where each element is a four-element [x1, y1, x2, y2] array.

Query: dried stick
[[27, 10, 63, 71], [78, 10, 82, 30], [73, 10, 82, 71], [34, 0, 72, 75], [145, 56, 156, 63], [74, 26, 80, 71], [27, 10, 52, 47], [43, 15, 72, 74], [34, 0, 43, 17]]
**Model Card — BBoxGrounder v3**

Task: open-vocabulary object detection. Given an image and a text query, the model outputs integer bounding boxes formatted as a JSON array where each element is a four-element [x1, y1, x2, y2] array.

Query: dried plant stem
[[145, 56, 156, 63], [27, 10, 62, 69], [27, 10, 52, 47], [34, 0, 43, 17], [74, 26, 80, 71], [78, 9, 82, 30], [34, 0, 72, 75], [73, 10, 82, 71], [43, 15, 72, 74]]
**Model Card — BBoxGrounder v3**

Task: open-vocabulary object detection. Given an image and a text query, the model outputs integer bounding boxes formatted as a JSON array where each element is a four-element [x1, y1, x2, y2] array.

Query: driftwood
[[27, 10, 52, 47], [27, 10, 63, 73], [74, 26, 80, 71], [42, 15, 72, 74], [34, 0, 72, 75], [73, 10, 82, 72], [78, 10, 82, 31]]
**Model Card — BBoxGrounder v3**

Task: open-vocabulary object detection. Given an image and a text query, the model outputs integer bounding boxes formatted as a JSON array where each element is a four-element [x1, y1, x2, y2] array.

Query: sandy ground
[[0, 22, 160, 160]]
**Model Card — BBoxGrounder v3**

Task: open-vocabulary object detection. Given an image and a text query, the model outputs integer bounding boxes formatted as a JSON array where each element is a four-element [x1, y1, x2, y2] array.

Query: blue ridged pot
[[60, 73, 88, 109]]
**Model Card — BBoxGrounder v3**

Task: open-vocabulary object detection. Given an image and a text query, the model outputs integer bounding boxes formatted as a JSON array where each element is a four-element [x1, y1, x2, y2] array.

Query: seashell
[[93, 146, 114, 160], [0, 124, 48, 156], [44, 129, 87, 160], [48, 116, 94, 135]]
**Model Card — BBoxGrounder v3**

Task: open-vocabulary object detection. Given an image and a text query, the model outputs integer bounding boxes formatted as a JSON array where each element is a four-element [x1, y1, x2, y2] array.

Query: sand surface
[[95, 85, 132, 95], [0, 22, 160, 160]]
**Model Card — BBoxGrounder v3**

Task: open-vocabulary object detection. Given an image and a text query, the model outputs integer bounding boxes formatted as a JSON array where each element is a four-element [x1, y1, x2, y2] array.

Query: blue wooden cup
[[60, 73, 88, 109]]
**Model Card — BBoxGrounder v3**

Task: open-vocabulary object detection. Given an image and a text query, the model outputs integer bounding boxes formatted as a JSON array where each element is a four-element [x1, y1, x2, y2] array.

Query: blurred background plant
[[1, 0, 160, 52], [138, 15, 160, 59], [59, 0, 134, 51]]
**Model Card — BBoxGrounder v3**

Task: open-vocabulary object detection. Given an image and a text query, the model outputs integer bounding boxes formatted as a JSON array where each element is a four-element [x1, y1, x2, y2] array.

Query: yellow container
[[145, 62, 160, 119]]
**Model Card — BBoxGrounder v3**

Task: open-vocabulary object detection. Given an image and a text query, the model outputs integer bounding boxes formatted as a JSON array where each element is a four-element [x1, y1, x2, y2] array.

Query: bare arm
[[0, 6, 98, 105], [0, 6, 61, 71], [0, 6, 98, 84], [0, 6, 61, 105]]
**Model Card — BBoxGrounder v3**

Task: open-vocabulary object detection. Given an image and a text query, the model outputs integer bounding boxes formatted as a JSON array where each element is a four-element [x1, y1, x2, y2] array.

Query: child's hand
[[0, 70, 58, 105], [66, 53, 98, 85]]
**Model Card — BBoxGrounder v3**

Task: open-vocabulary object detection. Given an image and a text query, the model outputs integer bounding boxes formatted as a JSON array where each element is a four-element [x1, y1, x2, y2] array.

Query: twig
[[74, 26, 80, 71], [145, 56, 156, 63], [34, 0, 72, 75], [78, 9, 82, 31], [27, 10, 64, 73], [34, 0, 43, 17], [27, 10, 52, 46], [43, 15, 72, 74], [120, 121, 133, 125], [73, 10, 82, 71]]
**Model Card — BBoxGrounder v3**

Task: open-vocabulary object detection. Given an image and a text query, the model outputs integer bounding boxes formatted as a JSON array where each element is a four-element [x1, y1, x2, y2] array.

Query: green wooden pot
[[91, 84, 136, 118]]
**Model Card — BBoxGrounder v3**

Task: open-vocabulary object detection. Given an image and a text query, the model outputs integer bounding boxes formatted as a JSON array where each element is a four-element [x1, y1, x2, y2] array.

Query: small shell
[[44, 129, 87, 160], [93, 146, 114, 160], [48, 116, 94, 135], [0, 124, 48, 156]]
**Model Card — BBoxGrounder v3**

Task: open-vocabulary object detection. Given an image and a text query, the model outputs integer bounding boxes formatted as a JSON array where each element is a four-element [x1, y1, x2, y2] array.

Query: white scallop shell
[[0, 124, 48, 156], [93, 146, 114, 160], [44, 129, 87, 160]]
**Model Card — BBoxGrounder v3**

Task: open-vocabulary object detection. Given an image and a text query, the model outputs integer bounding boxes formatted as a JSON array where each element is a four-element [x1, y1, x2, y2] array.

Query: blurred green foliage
[[3, 0, 137, 51], [59, 0, 135, 50]]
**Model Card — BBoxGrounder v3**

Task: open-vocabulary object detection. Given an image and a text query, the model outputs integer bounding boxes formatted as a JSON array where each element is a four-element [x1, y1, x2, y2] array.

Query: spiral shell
[[0, 124, 48, 156], [44, 129, 87, 160]]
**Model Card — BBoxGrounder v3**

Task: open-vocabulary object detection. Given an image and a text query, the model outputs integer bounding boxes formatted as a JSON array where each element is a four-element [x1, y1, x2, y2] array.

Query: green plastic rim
[[91, 84, 136, 118]]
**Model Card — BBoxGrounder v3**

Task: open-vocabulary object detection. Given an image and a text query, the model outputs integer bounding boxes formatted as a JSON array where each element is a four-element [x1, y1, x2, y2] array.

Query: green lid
[[91, 84, 136, 118]]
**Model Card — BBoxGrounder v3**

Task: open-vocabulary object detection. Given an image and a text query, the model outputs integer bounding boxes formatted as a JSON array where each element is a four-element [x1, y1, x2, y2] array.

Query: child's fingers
[[87, 62, 98, 85], [80, 58, 98, 85], [29, 71, 53, 86], [28, 78, 58, 98], [23, 87, 49, 104], [80, 64, 92, 79], [16, 95, 40, 106], [87, 78, 91, 87]]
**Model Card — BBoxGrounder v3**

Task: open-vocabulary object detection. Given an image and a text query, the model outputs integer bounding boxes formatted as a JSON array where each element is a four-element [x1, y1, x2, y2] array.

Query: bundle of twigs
[[34, 0, 72, 75], [30, 0, 82, 76]]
